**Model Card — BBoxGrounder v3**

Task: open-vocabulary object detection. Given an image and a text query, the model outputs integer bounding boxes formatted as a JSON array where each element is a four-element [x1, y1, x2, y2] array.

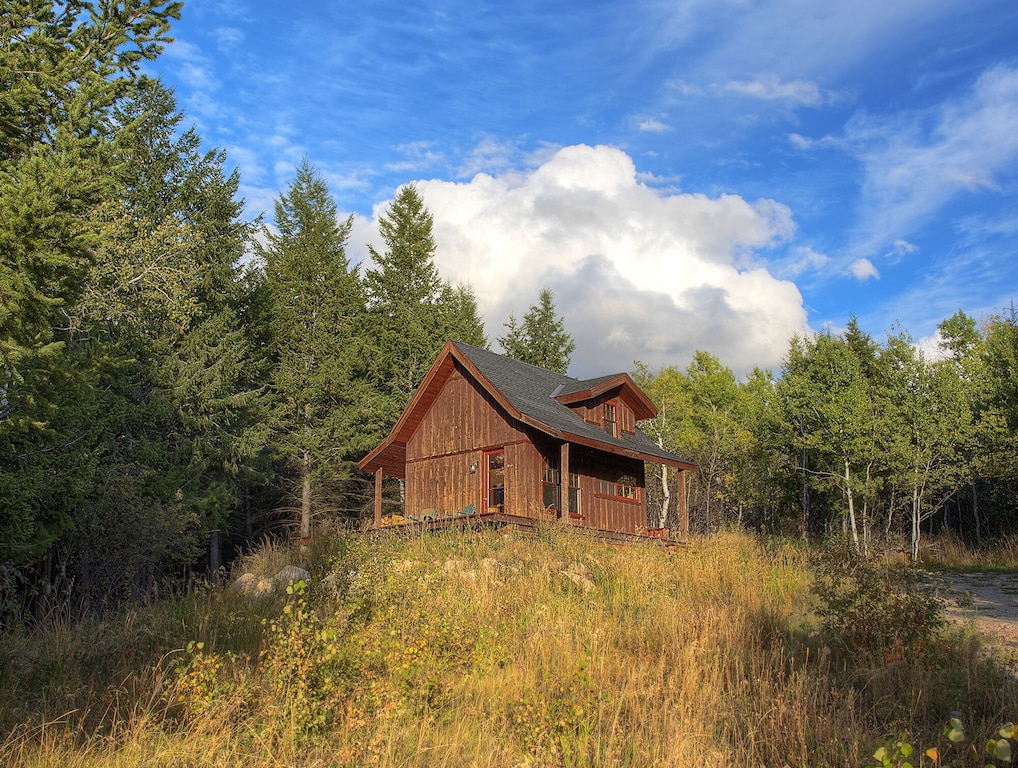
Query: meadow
[[1, 526, 1015, 767]]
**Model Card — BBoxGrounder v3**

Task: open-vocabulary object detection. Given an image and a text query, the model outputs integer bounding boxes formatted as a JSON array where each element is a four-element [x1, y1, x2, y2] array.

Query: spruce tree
[[67, 79, 270, 600], [0, 1, 182, 564], [363, 184, 450, 424], [499, 287, 575, 374], [258, 160, 370, 538]]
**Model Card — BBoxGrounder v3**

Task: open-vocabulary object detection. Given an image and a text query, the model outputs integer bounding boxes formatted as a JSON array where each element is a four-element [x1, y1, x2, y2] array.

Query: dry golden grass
[[919, 533, 1018, 571], [1, 525, 1014, 767]]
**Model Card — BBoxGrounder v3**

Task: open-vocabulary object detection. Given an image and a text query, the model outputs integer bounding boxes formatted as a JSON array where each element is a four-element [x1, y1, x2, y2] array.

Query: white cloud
[[884, 239, 917, 264], [458, 137, 521, 177], [723, 74, 824, 106], [780, 246, 829, 277], [385, 141, 445, 173], [849, 64, 1018, 257], [634, 116, 673, 134], [849, 258, 879, 280], [360, 144, 809, 376]]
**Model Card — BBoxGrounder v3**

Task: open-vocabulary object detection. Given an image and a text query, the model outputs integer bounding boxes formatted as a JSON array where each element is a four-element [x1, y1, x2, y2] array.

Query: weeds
[[1, 528, 1016, 767]]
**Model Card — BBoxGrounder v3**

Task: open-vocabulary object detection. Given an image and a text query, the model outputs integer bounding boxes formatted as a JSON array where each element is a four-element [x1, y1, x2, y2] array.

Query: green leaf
[[999, 723, 1015, 739], [989, 738, 1012, 762], [899, 742, 913, 758]]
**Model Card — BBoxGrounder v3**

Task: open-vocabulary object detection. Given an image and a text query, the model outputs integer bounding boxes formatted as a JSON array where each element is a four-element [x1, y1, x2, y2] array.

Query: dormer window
[[602, 401, 618, 438]]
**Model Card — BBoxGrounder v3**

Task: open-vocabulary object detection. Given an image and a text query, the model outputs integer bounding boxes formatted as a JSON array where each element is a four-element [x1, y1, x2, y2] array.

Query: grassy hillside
[[1, 526, 1014, 767]]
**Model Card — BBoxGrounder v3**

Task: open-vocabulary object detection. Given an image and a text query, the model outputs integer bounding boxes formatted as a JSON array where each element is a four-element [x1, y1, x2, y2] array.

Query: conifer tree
[[363, 184, 450, 424], [66, 79, 269, 599], [439, 282, 488, 349], [259, 160, 370, 538], [0, 1, 182, 564], [499, 287, 575, 374]]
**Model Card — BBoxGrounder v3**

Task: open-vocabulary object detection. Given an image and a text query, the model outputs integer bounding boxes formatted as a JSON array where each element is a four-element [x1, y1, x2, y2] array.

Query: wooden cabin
[[358, 341, 697, 542]]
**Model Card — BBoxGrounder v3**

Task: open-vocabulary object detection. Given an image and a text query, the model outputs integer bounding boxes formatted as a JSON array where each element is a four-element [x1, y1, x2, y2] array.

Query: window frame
[[594, 472, 641, 503], [602, 400, 618, 438]]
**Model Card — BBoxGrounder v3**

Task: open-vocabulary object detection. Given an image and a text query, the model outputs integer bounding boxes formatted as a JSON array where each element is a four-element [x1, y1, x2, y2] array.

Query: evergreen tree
[[0, 1, 182, 564], [66, 79, 270, 601], [258, 160, 370, 538], [363, 184, 449, 424], [438, 282, 488, 349], [498, 287, 575, 374]]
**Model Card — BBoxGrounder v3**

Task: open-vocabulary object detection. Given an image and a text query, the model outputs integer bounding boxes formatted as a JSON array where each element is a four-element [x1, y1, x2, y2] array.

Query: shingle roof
[[450, 341, 693, 468]]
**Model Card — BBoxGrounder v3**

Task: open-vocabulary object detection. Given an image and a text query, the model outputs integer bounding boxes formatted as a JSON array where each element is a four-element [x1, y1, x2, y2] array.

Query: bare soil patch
[[935, 572, 1018, 655]]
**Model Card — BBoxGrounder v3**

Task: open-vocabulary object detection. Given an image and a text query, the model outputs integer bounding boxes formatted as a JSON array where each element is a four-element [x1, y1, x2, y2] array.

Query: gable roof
[[359, 340, 697, 477]]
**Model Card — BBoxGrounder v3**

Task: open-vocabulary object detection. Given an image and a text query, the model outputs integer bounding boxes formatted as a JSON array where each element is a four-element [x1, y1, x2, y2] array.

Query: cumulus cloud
[[362, 144, 809, 376], [849, 258, 879, 280]]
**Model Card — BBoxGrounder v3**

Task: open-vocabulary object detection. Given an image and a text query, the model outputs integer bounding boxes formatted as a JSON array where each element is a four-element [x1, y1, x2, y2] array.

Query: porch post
[[677, 469, 689, 543], [374, 468, 383, 528], [560, 442, 570, 522]]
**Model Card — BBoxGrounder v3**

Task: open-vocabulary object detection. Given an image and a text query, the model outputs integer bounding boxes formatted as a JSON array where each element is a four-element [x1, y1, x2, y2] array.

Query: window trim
[[542, 456, 582, 516], [594, 473, 641, 503], [602, 400, 618, 438]]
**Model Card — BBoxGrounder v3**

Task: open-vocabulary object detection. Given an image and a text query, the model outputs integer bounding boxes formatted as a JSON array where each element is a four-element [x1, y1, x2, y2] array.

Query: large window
[[602, 401, 618, 438], [596, 473, 639, 501], [543, 456, 581, 516]]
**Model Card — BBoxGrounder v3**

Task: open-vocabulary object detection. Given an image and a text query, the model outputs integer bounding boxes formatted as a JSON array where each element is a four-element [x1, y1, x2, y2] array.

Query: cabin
[[358, 341, 697, 542]]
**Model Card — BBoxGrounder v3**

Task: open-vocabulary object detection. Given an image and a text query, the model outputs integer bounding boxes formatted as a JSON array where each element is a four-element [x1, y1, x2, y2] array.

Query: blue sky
[[149, 0, 1018, 378]]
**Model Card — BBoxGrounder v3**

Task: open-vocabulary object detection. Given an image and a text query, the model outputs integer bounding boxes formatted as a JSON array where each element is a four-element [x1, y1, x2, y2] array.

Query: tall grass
[[1, 525, 1014, 767], [920, 533, 1018, 571]]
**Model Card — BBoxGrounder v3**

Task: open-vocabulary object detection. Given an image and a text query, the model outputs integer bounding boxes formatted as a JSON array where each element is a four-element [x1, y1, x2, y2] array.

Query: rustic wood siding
[[569, 393, 635, 435], [407, 365, 520, 461], [406, 453, 472, 517], [405, 363, 538, 517]]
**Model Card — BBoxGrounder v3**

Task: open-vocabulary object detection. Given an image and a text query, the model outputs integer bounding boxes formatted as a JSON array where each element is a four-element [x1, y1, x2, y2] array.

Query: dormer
[[553, 373, 657, 439]]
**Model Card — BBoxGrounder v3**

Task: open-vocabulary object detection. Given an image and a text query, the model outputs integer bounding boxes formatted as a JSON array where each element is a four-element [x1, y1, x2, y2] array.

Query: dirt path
[[935, 572, 1018, 656]]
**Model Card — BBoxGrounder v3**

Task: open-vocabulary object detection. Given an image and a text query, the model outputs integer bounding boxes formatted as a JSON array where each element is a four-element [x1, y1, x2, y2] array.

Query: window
[[543, 457, 581, 516], [596, 473, 639, 501], [486, 450, 505, 513], [542, 459, 561, 510], [602, 401, 618, 438], [567, 470, 581, 516]]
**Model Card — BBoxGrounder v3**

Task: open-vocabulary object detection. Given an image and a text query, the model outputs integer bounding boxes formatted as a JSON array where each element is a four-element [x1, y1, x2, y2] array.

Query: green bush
[[811, 543, 944, 663]]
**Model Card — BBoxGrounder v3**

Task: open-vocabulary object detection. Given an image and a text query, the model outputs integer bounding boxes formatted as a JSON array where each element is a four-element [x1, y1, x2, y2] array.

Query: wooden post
[[374, 468, 383, 528], [560, 442, 570, 522], [677, 469, 689, 543]]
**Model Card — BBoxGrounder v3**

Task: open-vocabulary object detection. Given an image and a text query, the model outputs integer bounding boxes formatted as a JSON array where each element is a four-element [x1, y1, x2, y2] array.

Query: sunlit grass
[[2, 525, 1015, 767], [920, 533, 1018, 572]]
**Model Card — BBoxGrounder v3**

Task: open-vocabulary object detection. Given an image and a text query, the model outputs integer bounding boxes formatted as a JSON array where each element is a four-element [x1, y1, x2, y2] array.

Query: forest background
[[3, 2, 1018, 623]]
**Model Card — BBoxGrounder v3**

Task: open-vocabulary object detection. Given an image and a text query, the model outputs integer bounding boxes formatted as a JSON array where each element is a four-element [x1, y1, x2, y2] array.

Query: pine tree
[[499, 287, 575, 374], [0, 1, 182, 564], [439, 282, 488, 349], [258, 160, 370, 538], [65, 79, 270, 600], [363, 184, 450, 424]]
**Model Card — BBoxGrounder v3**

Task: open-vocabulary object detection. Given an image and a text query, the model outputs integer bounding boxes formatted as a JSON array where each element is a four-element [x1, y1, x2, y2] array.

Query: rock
[[231, 572, 257, 593], [272, 565, 310, 586]]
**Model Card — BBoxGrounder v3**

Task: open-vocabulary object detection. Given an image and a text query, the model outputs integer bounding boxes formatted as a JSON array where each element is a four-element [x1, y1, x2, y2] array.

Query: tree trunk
[[972, 477, 981, 545], [658, 437, 670, 528], [301, 450, 312, 539], [209, 530, 221, 582], [844, 457, 860, 555], [911, 483, 920, 561]]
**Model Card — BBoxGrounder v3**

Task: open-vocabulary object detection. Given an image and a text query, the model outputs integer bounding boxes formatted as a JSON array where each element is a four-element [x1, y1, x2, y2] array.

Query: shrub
[[811, 543, 944, 663]]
